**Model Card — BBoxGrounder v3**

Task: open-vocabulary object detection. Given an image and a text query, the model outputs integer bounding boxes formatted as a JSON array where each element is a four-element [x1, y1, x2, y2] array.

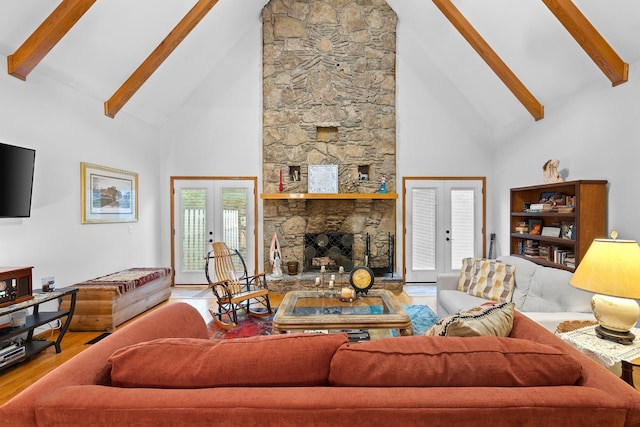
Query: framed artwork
[[308, 165, 338, 193], [561, 222, 575, 240], [528, 219, 543, 235], [541, 226, 561, 237], [81, 162, 138, 224]]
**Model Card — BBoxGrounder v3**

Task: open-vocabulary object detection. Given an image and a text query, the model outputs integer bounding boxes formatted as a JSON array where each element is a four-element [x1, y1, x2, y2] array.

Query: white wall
[[159, 11, 264, 270], [492, 62, 640, 257], [0, 56, 165, 289]]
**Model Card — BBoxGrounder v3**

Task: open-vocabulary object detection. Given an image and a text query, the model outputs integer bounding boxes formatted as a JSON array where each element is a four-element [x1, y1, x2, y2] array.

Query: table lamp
[[570, 232, 640, 345]]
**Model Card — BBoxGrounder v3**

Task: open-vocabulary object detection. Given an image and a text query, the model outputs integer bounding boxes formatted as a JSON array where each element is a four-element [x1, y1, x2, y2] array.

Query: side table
[[558, 323, 640, 387], [0, 288, 78, 371]]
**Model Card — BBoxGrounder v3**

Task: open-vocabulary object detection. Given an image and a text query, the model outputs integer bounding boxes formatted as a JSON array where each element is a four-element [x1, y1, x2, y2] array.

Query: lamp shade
[[570, 239, 640, 299]]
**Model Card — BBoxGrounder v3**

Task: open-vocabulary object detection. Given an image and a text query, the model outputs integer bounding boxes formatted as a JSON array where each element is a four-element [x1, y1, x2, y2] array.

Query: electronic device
[[0, 344, 26, 367], [0, 142, 36, 218], [0, 279, 13, 305], [0, 267, 33, 308]]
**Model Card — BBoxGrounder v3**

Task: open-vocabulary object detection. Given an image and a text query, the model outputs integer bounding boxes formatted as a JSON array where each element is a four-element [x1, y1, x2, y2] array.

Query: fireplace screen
[[304, 233, 353, 273]]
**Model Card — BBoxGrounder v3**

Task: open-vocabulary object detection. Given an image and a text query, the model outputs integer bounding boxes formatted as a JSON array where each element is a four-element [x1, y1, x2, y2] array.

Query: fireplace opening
[[304, 233, 353, 273]]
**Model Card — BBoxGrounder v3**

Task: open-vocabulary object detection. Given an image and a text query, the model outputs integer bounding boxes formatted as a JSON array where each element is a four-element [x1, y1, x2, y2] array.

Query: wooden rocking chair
[[205, 242, 272, 329]]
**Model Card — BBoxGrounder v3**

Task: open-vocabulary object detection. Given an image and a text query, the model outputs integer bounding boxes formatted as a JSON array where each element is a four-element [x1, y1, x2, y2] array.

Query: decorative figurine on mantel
[[542, 159, 563, 184], [379, 175, 387, 194]]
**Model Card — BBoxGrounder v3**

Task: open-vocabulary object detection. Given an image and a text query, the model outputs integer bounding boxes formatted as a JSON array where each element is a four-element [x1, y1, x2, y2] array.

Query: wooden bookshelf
[[510, 180, 607, 271]]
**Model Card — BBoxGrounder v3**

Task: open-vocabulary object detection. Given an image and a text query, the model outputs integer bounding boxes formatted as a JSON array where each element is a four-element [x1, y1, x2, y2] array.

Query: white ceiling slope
[[0, 0, 639, 138]]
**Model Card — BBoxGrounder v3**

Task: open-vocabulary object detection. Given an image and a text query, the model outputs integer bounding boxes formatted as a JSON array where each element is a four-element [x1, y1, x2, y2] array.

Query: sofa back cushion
[[498, 255, 537, 310], [109, 333, 348, 388], [524, 264, 592, 313], [329, 336, 583, 387]]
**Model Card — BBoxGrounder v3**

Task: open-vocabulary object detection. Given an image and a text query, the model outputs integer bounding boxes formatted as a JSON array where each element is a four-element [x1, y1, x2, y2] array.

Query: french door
[[404, 178, 485, 283], [171, 178, 256, 285]]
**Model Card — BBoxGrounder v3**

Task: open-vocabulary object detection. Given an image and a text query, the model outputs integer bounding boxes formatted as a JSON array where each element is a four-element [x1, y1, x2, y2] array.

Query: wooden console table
[[0, 288, 78, 372]]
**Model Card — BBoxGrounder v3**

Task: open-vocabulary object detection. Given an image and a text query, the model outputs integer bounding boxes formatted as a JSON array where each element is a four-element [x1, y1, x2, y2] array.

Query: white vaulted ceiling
[[0, 0, 638, 139]]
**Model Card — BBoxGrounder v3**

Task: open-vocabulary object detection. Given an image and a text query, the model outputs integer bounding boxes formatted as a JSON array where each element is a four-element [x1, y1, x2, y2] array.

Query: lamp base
[[595, 325, 636, 345]]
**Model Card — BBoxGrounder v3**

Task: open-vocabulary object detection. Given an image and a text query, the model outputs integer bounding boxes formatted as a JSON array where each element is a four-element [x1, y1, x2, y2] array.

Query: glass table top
[[273, 290, 412, 334]]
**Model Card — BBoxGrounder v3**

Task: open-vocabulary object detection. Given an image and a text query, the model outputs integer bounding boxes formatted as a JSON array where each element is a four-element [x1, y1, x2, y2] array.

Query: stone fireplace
[[261, 0, 398, 290]]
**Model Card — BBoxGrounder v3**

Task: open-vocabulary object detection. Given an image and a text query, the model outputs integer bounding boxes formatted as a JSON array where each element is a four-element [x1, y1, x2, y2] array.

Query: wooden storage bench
[[60, 268, 172, 331]]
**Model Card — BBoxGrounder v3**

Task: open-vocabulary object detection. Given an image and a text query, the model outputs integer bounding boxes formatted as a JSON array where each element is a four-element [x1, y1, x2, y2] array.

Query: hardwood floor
[[0, 286, 436, 405]]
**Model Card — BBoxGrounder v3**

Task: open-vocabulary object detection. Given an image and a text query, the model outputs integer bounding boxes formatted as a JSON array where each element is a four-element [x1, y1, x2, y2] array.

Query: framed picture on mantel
[[308, 165, 338, 193], [81, 162, 138, 224]]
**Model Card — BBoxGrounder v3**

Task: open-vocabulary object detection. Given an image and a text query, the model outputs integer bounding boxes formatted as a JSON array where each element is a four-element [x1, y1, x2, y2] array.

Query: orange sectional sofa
[[2, 302, 640, 426]]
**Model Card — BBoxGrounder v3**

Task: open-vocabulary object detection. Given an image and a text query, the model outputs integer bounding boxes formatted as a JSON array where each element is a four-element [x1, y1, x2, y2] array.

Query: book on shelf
[[564, 253, 576, 268], [528, 203, 553, 212], [538, 245, 551, 261], [556, 205, 575, 213], [523, 240, 540, 257], [552, 248, 574, 265]]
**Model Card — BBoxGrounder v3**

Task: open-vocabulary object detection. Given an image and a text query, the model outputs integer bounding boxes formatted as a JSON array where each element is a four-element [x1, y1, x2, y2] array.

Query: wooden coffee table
[[272, 290, 412, 335]]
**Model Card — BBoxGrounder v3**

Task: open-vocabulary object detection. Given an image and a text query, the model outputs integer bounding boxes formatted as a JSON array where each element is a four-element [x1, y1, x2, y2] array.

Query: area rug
[[393, 304, 438, 336], [208, 314, 275, 340], [208, 305, 438, 340]]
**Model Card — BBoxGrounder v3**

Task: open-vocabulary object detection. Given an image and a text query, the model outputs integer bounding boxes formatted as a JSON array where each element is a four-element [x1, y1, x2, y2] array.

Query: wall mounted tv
[[0, 142, 36, 218]]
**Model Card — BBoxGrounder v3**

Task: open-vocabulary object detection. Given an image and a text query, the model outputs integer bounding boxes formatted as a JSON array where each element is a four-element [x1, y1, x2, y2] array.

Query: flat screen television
[[0, 142, 36, 218]]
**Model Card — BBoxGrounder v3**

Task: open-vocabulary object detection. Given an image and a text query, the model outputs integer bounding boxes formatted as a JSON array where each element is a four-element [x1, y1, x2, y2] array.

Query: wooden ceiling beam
[[7, 0, 96, 81], [104, 0, 219, 119], [432, 0, 544, 121], [542, 0, 628, 86]]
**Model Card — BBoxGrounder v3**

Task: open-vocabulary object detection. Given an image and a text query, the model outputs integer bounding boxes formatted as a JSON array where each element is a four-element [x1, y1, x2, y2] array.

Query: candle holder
[[328, 279, 335, 297]]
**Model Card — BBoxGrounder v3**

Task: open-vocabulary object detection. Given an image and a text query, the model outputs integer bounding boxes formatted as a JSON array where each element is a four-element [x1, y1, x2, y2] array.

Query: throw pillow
[[466, 259, 515, 303], [425, 301, 515, 337], [109, 333, 348, 388], [328, 335, 583, 387], [457, 257, 479, 292]]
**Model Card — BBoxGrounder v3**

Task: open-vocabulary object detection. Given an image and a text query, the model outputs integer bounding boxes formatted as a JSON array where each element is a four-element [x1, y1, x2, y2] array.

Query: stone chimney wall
[[262, 0, 397, 273]]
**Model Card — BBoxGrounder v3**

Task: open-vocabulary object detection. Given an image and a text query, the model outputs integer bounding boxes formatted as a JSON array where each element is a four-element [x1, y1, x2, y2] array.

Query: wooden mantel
[[260, 193, 398, 200]]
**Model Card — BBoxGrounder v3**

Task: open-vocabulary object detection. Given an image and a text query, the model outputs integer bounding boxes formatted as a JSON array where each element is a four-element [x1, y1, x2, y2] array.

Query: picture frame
[[81, 162, 138, 224], [308, 164, 338, 193], [561, 221, 575, 240], [528, 219, 543, 235], [541, 226, 561, 237]]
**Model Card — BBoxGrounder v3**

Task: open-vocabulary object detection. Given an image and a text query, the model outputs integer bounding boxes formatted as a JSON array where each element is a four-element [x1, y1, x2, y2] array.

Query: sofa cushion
[[457, 257, 480, 292], [498, 255, 539, 310], [426, 302, 515, 337], [521, 265, 578, 312], [329, 335, 583, 387], [467, 259, 515, 303], [109, 333, 348, 388]]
